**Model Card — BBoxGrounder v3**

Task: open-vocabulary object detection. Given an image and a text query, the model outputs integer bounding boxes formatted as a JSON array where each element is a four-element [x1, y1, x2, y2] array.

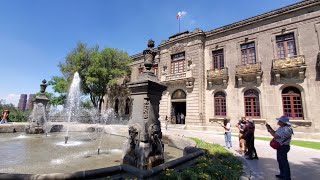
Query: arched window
[[115, 99, 119, 114], [244, 89, 260, 118], [282, 87, 303, 119], [125, 98, 130, 115], [214, 91, 226, 116], [171, 89, 186, 100]]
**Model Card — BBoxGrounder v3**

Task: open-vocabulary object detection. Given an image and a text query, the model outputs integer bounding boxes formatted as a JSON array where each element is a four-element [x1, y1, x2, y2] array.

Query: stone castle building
[[18, 94, 27, 112], [103, 0, 320, 139], [26, 94, 35, 110]]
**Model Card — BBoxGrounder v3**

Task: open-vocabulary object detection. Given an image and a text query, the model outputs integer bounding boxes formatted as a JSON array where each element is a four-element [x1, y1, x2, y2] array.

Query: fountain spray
[[65, 72, 81, 144]]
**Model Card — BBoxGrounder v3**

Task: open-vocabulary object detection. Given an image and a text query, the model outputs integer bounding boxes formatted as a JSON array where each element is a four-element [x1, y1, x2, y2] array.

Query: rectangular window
[[276, 33, 297, 58], [212, 49, 224, 70], [241, 42, 256, 65], [214, 95, 226, 116], [171, 52, 185, 74]]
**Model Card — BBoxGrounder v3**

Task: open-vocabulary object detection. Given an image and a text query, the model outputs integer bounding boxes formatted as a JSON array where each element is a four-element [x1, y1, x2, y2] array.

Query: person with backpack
[[266, 115, 293, 180]]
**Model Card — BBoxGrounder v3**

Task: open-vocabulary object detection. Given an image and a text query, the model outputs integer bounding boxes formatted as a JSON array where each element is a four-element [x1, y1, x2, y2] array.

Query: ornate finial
[[143, 39, 156, 71], [148, 39, 155, 48], [40, 79, 47, 93]]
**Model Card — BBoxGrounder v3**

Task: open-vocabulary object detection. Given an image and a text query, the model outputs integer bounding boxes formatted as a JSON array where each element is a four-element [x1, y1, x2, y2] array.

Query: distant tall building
[[18, 94, 27, 112], [26, 94, 35, 110]]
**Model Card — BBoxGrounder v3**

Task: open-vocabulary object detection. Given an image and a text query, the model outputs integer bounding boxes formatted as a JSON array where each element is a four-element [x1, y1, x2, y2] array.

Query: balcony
[[272, 55, 306, 83], [235, 62, 262, 86], [207, 68, 229, 87], [161, 70, 195, 89]]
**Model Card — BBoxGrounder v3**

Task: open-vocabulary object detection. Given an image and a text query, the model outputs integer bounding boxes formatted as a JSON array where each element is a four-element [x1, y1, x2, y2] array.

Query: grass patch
[[159, 138, 243, 180]]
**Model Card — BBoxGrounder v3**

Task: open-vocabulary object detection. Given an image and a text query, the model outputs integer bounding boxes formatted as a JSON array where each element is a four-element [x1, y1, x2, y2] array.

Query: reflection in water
[[0, 132, 182, 174]]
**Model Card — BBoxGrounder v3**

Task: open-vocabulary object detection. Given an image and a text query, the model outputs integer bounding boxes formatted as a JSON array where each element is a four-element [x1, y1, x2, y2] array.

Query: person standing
[[244, 118, 258, 160], [221, 118, 232, 149], [266, 116, 293, 180], [0, 109, 10, 124], [236, 117, 247, 154], [180, 113, 185, 124], [176, 113, 181, 124]]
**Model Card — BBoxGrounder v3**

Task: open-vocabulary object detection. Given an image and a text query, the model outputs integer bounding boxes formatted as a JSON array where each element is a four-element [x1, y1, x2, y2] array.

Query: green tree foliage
[[0, 100, 30, 122], [51, 42, 131, 111]]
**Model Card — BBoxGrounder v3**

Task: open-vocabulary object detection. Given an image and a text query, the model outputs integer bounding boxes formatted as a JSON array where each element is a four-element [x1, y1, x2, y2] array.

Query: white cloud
[[3, 94, 20, 106]]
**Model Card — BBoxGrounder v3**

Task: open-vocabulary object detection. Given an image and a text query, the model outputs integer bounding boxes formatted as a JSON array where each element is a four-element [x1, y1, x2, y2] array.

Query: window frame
[[282, 87, 304, 120], [171, 52, 186, 74], [244, 89, 260, 118], [240, 42, 256, 65], [276, 33, 297, 59], [212, 49, 224, 70], [214, 91, 227, 117], [272, 28, 300, 60]]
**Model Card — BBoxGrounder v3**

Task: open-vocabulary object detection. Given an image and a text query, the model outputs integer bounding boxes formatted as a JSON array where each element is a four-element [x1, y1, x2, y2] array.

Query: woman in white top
[[221, 118, 232, 149]]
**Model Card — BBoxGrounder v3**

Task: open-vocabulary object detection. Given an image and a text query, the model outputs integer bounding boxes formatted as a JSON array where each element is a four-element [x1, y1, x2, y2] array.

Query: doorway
[[171, 89, 187, 124], [171, 102, 186, 124]]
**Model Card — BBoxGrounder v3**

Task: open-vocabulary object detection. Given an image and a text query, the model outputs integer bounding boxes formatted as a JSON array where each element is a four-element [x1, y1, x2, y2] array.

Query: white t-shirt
[[225, 123, 231, 133]]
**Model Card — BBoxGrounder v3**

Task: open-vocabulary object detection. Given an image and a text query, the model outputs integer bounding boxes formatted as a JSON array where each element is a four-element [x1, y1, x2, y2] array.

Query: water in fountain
[[96, 108, 116, 155], [65, 72, 81, 144]]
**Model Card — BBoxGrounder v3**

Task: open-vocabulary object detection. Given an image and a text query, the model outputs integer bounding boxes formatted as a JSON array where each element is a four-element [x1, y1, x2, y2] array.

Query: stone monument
[[123, 39, 167, 169], [25, 79, 50, 134]]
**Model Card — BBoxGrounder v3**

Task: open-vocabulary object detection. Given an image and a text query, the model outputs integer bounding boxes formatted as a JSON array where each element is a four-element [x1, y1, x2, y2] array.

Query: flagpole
[[179, 18, 180, 33]]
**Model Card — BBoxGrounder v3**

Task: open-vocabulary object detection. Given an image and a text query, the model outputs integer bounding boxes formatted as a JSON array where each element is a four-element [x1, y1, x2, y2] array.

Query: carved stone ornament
[[236, 63, 261, 74], [169, 43, 186, 54], [143, 98, 150, 119], [273, 55, 305, 69], [207, 68, 229, 86], [272, 55, 306, 83], [235, 62, 262, 86], [207, 68, 227, 78]]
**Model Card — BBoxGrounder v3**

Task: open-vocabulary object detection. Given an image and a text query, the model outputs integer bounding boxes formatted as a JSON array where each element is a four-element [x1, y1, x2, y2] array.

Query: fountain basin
[[0, 124, 205, 179]]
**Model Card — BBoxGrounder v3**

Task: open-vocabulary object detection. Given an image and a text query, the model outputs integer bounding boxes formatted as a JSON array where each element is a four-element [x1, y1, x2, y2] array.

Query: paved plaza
[[164, 125, 320, 180]]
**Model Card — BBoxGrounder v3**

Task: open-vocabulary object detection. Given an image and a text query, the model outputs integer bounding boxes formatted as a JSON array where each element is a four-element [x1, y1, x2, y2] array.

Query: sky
[[0, 0, 301, 106]]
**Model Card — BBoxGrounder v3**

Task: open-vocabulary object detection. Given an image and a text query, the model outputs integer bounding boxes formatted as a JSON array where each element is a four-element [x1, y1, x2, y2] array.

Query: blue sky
[[0, 0, 300, 106]]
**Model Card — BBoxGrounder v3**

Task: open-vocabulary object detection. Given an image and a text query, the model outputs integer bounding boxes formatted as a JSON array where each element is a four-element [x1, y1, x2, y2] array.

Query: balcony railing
[[165, 72, 187, 81], [161, 70, 194, 88], [272, 55, 306, 83], [207, 68, 228, 86], [236, 62, 261, 75], [272, 55, 305, 70], [235, 62, 262, 86]]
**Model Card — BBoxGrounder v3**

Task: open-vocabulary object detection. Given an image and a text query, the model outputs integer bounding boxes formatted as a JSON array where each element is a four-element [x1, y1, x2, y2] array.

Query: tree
[[52, 42, 131, 111]]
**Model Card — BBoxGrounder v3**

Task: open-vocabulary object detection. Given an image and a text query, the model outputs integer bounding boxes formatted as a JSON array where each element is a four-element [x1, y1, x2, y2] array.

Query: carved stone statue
[[123, 40, 167, 170]]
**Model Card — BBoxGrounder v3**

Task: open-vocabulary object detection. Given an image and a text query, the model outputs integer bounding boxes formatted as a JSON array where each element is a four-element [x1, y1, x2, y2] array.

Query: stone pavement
[[164, 125, 320, 180]]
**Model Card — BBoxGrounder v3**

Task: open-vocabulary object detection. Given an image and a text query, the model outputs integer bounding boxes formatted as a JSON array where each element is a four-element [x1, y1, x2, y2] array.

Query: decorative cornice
[[205, 0, 320, 37]]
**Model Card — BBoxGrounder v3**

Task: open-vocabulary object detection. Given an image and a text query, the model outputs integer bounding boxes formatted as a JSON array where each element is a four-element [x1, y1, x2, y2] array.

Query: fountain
[[25, 79, 50, 134], [0, 40, 205, 180], [123, 39, 167, 169], [64, 72, 81, 144]]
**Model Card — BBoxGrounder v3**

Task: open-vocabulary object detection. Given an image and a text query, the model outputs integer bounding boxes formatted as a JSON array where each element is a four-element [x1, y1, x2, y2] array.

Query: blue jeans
[[224, 132, 232, 149], [277, 145, 291, 180], [0, 119, 7, 124]]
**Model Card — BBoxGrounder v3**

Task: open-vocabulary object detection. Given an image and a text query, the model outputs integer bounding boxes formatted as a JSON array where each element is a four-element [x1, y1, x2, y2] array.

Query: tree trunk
[[98, 98, 104, 113]]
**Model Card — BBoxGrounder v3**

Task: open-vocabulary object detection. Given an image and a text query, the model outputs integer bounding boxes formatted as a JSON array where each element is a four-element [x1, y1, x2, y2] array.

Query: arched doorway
[[171, 89, 186, 124]]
